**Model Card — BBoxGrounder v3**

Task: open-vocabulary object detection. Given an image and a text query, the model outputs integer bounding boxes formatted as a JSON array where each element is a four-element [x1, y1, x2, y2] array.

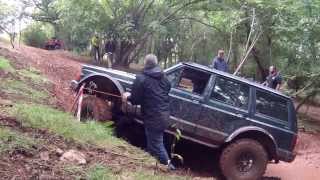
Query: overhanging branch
[[159, 0, 207, 25], [168, 16, 223, 33]]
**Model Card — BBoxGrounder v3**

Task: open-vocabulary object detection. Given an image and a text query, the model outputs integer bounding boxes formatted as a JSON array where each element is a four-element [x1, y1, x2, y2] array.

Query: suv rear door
[[194, 74, 251, 146], [167, 66, 211, 138], [252, 88, 295, 151]]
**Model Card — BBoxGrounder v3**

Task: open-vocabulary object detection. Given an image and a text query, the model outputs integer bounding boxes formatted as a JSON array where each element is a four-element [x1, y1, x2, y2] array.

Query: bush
[[22, 23, 53, 48]]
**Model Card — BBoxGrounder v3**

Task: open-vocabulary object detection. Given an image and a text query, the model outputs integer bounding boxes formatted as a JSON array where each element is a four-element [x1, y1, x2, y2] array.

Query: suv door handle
[[192, 99, 199, 103], [235, 113, 245, 118]]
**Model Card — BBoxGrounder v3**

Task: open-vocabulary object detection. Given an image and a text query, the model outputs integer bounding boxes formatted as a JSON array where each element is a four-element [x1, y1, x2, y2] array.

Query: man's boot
[[167, 160, 176, 171]]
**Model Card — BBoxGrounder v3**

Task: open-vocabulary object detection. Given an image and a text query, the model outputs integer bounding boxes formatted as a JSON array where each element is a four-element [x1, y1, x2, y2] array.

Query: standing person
[[104, 37, 116, 63], [122, 54, 175, 170], [263, 65, 282, 90], [212, 49, 228, 72], [91, 34, 100, 62]]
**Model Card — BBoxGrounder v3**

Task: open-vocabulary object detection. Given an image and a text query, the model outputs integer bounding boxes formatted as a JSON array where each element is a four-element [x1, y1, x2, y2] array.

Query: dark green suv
[[72, 62, 298, 180]]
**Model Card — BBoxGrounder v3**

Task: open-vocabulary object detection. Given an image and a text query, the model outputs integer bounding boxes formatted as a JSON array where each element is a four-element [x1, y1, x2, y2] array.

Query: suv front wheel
[[80, 95, 112, 121], [220, 138, 268, 180]]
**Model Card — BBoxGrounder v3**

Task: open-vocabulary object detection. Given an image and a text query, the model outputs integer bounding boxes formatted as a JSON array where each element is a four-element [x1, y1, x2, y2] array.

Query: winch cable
[[70, 84, 132, 118]]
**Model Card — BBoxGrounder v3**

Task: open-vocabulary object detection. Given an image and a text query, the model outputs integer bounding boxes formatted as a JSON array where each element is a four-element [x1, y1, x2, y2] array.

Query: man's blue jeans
[[144, 126, 170, 165]]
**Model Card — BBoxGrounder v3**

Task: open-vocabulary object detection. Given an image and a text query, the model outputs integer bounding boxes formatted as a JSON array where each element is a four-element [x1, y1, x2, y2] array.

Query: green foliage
[[0, 127, 37, 153], [18, 0, 320, 103], [0, 1, 13, 31], [0, 0, 26, 48], [86, 164, 113, 180], [170, 128, 184, 164], [0, 56, 14, 72], [22, 23, 54, 48]]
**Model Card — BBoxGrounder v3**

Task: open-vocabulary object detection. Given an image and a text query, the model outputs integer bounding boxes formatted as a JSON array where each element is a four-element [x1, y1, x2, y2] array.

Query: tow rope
[[70, 84, 125, 121]]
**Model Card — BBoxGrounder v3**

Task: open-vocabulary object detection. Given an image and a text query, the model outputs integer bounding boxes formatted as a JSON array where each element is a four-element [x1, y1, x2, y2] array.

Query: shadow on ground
[[114, 118, 281, 180]]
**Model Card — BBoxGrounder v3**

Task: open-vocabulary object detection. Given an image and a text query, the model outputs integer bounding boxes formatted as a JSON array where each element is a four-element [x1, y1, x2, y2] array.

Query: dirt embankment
[[0, 117, 149, 179], [1, 43, 320, 179], [0, 43, 82, 111]]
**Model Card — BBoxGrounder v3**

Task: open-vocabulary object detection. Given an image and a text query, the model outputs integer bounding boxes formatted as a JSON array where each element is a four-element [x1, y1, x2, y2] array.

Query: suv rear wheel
[[81, 95, 112, 121], [220, 138, 268, 180]]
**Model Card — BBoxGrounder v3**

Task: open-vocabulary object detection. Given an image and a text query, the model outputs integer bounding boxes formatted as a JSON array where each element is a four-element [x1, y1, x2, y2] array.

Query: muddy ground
[[0, 117, 154, 179], [1, 43, 320, 179]]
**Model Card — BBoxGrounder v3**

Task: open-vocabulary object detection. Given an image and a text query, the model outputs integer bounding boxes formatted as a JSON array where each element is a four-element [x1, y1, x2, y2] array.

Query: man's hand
[[122, 92, 131, 102]]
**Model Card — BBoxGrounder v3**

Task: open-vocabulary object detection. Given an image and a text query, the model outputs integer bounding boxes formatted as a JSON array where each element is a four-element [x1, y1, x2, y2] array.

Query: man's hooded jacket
[[128, 65, 171, 131]]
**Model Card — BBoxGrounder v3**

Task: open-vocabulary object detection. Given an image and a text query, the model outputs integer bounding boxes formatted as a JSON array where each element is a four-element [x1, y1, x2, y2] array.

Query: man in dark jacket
[[104, 37, 116, 63], [212, 49, 228, 72], [263, 65, 282, 90], [122, 54, 175, 170]]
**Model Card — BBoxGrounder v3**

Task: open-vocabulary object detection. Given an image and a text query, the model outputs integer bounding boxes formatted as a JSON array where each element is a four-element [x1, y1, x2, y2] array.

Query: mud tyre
[[80, 95, 112, 121], [220, 138, 268, 180]]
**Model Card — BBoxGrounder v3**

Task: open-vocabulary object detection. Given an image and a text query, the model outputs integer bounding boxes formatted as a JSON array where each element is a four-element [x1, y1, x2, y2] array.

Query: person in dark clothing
[[263, 66, 282, 90], [122, 54, 175, 170], [105, 38, 116, 53], [104, 38, 116, 64], [212, 49, 228, 72]]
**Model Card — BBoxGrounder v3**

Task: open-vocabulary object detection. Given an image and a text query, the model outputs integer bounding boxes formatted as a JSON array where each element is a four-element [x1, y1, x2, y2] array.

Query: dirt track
[[265, 132, 320, 179], [1, 43, 320, 179], [0, 43, 82, 111]]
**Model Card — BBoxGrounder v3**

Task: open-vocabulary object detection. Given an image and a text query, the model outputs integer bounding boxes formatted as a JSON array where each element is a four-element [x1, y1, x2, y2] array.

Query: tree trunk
[[9, 33, 16, 49], [252, 47, 267, 81]]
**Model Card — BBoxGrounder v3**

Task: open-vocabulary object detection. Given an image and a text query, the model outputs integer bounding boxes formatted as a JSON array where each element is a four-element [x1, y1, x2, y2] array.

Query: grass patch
[[85, 164, 189, 180], [17, 67, 48, 84], [63, 165, 85, 179], [0, 127, 37, 153], [13, 103, 155, 164], [0, 56, 14, 72], [0, 79, 49, 102], [0, 59, 50, 103], [86, 164, 113, 180], [132, 172, 188, 180], [13, 104, 123, 147]]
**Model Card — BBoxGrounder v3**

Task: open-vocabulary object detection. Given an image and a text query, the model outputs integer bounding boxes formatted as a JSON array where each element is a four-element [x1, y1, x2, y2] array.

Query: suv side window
[[175, 67, 211, 95], [166, 68, 182, 87], [256, 90, 288, 121], [211, 76, 250, 110]]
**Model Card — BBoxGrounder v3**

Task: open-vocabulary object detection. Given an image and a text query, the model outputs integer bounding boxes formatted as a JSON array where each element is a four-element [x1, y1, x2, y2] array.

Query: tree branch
[[159, 0, 207, 25], [168, 16, 223, 33], [0, 26, 10, 34], [233, 29, 262, 75]]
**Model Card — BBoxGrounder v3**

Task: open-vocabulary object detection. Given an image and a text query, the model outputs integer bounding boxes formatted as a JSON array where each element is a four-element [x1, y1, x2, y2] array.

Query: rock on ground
[[60, 149, 86, 165]]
